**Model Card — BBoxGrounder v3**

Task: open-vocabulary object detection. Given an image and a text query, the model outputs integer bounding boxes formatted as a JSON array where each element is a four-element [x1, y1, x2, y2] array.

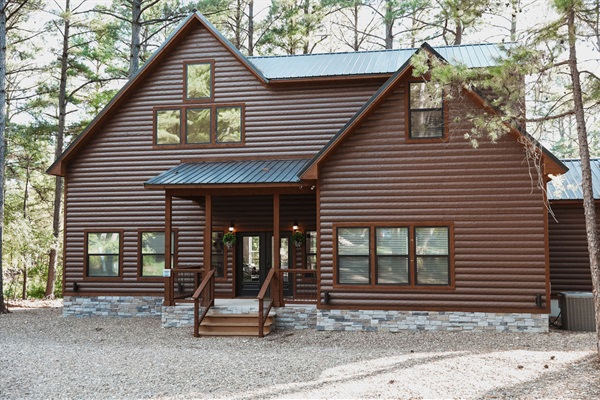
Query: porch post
[[164, 191, 173, 306], [204, 194, 212, 280], [273, 193, 281, 306]]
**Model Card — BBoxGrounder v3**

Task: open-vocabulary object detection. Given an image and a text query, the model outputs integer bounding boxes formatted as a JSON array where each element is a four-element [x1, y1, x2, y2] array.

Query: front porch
[[168, 266, 319, 336], [149, 161, 320, 336], [162, 298, 318, 334]]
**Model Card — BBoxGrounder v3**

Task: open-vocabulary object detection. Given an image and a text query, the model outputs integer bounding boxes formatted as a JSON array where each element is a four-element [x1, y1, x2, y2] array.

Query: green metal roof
[[548, 159, 600, 200], [145, 159, 311, 187], [248, 43, 506, 80]]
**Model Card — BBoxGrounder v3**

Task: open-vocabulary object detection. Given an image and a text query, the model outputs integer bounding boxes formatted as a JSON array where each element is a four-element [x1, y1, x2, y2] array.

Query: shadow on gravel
[[229, 351, 468, 400], [476, 353, 600, 400], [215, 349, 593, 400]]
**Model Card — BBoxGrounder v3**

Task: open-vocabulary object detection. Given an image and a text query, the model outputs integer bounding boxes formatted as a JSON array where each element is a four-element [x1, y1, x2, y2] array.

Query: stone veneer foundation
[[63, 296, 548, 333], [62, 296, 163, 318], [316, 310, 549, 333]]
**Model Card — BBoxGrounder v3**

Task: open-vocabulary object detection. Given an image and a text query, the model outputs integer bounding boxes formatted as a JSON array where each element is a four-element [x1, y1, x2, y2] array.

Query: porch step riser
[[198, 314, 274, 337], [202, 316, 273, 326]]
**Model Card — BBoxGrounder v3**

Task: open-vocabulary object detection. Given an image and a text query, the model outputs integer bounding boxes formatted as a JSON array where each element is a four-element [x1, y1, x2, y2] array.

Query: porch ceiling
[[144, 159, 312, 188]]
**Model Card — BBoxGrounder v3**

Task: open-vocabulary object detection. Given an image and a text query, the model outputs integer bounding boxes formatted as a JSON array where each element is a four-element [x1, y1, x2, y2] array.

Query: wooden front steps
[[198, 313, 275, 337]]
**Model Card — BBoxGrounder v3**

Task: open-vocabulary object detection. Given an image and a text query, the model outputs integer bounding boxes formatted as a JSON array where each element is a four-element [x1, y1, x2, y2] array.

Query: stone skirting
[[162, 304, 195, 328], [161, 304, 318, 329], [274, 305, 317, 330], [316, 310, 549, 333], [62, 296, 548, 333], [62, 296, 163, 318]]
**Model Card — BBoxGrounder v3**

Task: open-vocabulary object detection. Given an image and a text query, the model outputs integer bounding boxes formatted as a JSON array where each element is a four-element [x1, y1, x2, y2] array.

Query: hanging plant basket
[[223, 232, 236, 250], [292, 231, 305, 248]]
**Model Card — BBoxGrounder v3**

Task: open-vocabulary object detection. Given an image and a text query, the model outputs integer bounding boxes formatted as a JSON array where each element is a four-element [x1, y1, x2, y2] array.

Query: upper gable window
[[186, 108, 211, 144], [186, 62, 213, 100], [408, 82, 444, 139]]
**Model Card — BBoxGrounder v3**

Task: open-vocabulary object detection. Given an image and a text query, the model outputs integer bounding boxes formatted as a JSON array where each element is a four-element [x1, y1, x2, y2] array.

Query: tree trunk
[[566, 5, 600, 356], [234, 0, 242, 48], [385, 0, 393, 49], [247, 0, 254, 56], [129, 0, 142, 78], [21, 267, 26, 300], [0, 0, 8, 314], [46, 0, 69, 298], [454, 18, 462, 45], [22, 162, 29, 219], [353, 4, 359, 51], [510, 0, 517, 42], [302, 0, 309, 54]]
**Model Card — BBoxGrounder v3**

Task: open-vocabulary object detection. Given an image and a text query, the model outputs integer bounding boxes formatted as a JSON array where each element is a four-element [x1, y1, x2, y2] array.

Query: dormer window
[[185, 61, 213, 100], [408, 82, 444, 139]]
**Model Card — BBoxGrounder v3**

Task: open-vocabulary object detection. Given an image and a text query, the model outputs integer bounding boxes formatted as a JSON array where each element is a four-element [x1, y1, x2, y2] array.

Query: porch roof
[[144, 159, 311, 188], [548, 159, 600, 200]]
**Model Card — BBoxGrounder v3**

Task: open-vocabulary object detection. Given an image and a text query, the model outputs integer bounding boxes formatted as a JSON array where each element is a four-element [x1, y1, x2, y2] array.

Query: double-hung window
[[337, 228, 370, 284], [140, 231, 175, 277], [408, 81, 444, 139], [335, 224, 452, 288], [415, 227, 450, 285], [376, 227, 409, 284], [86, 232, 121, 277]]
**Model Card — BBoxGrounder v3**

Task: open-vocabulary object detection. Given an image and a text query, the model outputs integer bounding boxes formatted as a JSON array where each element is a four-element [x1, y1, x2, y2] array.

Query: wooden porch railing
[[279, 269, 318, 304], [171, 266, 203, 303], [192, 268, 216, 337], [257, 268, 276, 338]]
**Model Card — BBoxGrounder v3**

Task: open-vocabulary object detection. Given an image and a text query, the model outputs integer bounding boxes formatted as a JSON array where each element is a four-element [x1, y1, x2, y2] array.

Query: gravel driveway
[[1, 301, 599, 399]]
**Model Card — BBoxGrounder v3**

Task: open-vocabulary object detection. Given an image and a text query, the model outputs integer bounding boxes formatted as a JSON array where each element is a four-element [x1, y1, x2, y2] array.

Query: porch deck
[[211, 298, 261, 314]]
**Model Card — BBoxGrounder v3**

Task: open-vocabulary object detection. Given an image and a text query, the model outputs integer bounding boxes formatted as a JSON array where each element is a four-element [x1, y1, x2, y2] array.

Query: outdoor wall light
[[229, 222, 235, 232], [293, 221, 299, 231]]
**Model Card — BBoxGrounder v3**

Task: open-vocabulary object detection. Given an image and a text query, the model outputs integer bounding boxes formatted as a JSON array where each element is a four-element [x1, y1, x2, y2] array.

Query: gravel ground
[[1, 301, 599, 400]]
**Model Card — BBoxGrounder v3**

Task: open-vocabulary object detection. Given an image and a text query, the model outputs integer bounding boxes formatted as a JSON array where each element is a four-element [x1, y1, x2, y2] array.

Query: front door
[[236, 232, 291, 297]]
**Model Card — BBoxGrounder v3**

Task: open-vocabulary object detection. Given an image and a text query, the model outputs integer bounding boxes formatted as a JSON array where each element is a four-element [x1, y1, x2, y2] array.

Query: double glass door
[[236, 232, 290, 297]]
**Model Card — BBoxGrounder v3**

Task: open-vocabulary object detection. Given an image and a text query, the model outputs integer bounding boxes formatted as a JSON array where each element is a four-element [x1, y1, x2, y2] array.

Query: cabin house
[[548, 159, 598, 315], [49, 12, 567, 335]]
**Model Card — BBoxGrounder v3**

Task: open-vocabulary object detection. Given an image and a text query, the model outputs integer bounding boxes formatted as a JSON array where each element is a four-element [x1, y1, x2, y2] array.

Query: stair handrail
[[191, 268, 216, 337], [257, 268, 276, 338]]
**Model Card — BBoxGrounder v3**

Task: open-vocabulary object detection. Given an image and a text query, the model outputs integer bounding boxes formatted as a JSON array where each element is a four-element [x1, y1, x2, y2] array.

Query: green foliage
[[292, 231, 305, 243], [3, 121, 56, 300], [223, 232, 236, 245], [258, 0, 329, 55]]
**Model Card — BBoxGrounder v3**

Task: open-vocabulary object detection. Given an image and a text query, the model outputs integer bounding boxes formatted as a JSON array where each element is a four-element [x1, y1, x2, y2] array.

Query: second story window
[[154, 60, 244, 147], [216, 107, 242, 143], [408, 81, 444, 139], [186, 108, 211, 144], [156, 109, 181, 145], [186, 62, 212, 100]]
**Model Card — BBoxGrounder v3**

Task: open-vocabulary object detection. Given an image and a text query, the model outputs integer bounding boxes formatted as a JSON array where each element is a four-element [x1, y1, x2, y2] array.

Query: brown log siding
[[318, 83, 548, 313], [63, 20, 373, 296], [548, 202, 595, 295]]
